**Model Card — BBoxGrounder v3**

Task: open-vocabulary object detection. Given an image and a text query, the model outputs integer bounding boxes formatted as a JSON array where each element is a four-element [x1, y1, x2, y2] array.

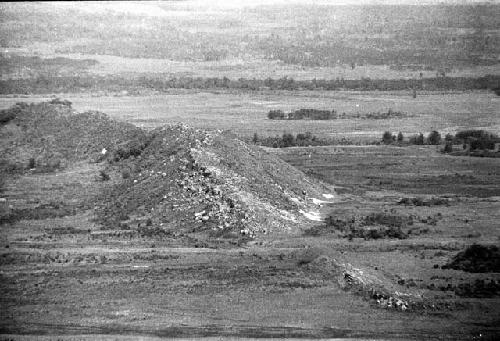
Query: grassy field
[[1, 90, 498, 142], [4, 49, 500, 81], [1, 156, 499, 339]]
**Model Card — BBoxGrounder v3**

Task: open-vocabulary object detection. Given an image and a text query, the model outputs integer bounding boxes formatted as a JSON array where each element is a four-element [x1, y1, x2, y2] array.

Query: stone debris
[[299, 209, 323, 222], [339, 266, 416, 312], [96, 123, 332, 240]]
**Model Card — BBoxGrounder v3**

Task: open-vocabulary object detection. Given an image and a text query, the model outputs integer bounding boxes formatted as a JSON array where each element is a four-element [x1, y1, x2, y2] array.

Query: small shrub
[[252, 132, 259, 144], [397, 132, 404, 142], [121, 169, 131, 179], [0, 108, 17, 124], [27, 157, 36, 169], [49, 98, 72, 107], [443, 141, 453, 153], [99, 170, 110, 181]]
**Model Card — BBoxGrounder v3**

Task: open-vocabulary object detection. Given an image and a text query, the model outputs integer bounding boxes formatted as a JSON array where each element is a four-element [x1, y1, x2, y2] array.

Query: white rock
[[299, 210, 323, 221]]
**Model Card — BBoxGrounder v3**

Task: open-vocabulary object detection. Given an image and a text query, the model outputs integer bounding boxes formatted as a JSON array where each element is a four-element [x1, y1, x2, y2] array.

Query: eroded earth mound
[[96, 124, 332, 239]]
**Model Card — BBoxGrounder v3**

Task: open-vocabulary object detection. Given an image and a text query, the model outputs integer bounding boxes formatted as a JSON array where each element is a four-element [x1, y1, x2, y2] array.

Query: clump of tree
[[427, 130, 442, 145], [381, 129, 499, 155], [364, 109, 405, 119], [267, 110, 285, 120], [269, 108, 405, 121], [252, 132, 339, 148], [382, 131, 395, 144], [383, 130, 442, 146], [268, 108, 337, 120], [455, 130, 499, 151]]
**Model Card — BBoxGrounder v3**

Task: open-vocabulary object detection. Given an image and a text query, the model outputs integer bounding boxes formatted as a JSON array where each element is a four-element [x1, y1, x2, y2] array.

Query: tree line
[[382, 129, 500, 151], [268, 108, 406, 120], [1, 74, 499, 94]]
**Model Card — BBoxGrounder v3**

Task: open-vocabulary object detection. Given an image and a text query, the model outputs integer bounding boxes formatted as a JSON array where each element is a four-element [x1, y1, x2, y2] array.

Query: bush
[[0, 108, 17, 124], [443, 244, 500, 273], [382, 131, 393, 144], [267, 110, 285, 120], [456, 130, 497, 142], [121, 169, 131, 179], [282, 133, 295, 147], [427, 130, 442, 145], [256, 132, 334, 148], [443, 141, 453, 153], [27, 158, 36, 169], [409, 133, 425, 145], [252, 132, 259, 144], [397, 132, 404, 142], [99, 170, 110, 181], [113, 138, 151, 161], [454, 130, 499, 151], [49, 98, 72, 107]]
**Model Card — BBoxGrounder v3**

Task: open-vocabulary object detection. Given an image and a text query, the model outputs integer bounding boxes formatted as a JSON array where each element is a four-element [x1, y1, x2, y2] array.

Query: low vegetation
[[381, 129, 500, 156], [443, 245, 500, 273], [1, 75, 499, 95], [268, 108, 405, 120], [252, 132, 344, 148], [305, 212, 431, 240]]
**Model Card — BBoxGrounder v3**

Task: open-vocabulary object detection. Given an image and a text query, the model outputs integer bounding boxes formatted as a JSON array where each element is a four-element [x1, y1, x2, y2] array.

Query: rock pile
[[97, 124, 332, 239]]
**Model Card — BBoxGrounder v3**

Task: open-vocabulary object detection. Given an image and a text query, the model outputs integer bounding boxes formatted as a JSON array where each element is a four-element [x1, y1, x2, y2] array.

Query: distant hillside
[[1, 2, 499, 71]]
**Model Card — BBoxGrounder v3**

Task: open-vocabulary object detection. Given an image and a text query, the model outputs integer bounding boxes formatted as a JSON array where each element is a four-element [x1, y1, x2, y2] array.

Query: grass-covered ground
[[1, 102, 499, 339], [1, 90, 498, 142]]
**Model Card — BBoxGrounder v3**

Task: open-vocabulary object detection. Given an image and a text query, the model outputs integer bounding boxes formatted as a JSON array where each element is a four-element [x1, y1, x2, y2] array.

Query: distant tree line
[[268, 108, 406, 120], [1, 74, 499, 94], [382, 129, 500, 152], [268, 109, 336, 120], [251, 132, 345, 148]]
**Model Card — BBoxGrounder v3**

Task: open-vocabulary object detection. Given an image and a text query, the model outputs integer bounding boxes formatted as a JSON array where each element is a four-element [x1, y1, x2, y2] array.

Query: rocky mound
[[0, 101, 145, 172], [96, 124, 333, 238], [1, 101, 335, 240], [443, 244, 500, 273]]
